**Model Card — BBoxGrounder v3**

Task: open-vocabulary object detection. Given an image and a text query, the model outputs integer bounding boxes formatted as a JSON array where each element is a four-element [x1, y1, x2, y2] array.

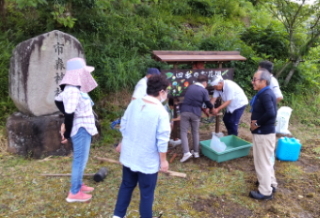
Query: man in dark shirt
[[249, 69, 277, 200], [179, 75, 214, 162]]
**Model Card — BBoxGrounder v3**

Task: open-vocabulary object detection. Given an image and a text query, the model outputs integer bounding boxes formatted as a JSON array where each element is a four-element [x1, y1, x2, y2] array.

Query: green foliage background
[[0, 0, 319, 121]]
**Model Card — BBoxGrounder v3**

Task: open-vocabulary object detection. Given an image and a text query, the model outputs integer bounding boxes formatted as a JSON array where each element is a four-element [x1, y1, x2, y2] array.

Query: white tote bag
[[275, 106, 293, 134]]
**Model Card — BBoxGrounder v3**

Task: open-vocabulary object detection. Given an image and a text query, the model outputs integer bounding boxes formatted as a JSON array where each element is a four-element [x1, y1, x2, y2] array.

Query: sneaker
[[81, 184, 94, 193], [180, 152, 193, 163], [172, 139, 181, 146], [249, 190, 273, 200], [194, 152, 199, 158], [169, 139, 181, 147], [66, 191, 92, 203], [254, 181, 277, 193]]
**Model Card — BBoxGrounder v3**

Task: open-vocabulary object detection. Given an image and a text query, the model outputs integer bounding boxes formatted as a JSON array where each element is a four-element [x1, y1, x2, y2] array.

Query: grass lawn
[[1, 108, 320, 217]]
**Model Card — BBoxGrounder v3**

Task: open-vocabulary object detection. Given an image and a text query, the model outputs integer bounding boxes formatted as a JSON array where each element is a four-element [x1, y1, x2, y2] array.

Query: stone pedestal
[[6, 112, 72, 159], [6, 30, 100, 158]]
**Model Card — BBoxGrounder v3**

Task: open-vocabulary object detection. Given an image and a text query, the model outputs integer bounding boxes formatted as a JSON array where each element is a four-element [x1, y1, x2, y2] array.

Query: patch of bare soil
[[296, 155, 320, 173], [192, 195, 253, 218], [192, 111, 320, 218]]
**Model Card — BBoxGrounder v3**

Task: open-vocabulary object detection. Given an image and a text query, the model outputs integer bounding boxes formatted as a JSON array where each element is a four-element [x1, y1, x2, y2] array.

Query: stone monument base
[[6, 112, 72, 159]]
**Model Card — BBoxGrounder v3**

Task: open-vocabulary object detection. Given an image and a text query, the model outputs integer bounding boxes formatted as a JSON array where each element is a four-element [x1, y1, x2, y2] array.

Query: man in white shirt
[[132, 68, 161, 99], [210, 76, 248, 136], [258, 61, 283, 103]]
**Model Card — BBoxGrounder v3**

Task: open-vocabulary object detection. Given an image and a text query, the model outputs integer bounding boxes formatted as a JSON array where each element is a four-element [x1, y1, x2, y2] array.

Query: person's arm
[[203, 90, 213, 109], [271, 78, 283, 103], [210, 91, 220, 114], [156, 110, 171, 172], [55, 100, 65, 114], [276, 97, 283, 103], [115, 141, 122, 153], [62, 89, 80, 140], [204, 100, 213, 109], [210, 97, 217, 105], [172, 117, 180, 122], [116, 102, 131, 153], [159, 152, 169, 172], [212, 100, 231, 115], [59, 123, 68, 144], [120, 102, 131, 136], [132, 78, 146, 100], [215, 84, 234, 113], [217, 100, 231, 111], [54, 98, 75, 141], [63, 112, 75, 139]]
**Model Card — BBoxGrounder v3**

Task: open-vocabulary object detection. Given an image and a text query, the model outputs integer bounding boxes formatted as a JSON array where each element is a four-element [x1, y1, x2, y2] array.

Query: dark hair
[[197, 75, 208, 83], [259, 60, 273, 73], [168, 97, 174, 106], [146, 75, 170, 97]]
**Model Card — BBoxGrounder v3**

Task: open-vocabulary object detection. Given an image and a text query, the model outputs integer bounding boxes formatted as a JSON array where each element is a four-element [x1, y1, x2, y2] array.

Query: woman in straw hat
[[55, 57, 98, 203]]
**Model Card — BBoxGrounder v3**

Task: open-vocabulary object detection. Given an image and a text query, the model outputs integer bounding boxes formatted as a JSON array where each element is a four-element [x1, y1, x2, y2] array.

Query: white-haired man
[[249, 69, 277, 200], [210, 76, 248, 136]]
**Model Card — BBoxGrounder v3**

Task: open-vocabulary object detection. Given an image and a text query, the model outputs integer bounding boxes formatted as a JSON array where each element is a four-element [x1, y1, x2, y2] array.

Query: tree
[[267, 0, 320, 85], [240, 25, 289, 60], [0, 0, 5, 27]]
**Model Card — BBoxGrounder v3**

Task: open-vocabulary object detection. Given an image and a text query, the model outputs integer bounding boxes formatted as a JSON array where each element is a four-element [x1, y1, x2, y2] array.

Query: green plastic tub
[[200, 135, 252, 163]]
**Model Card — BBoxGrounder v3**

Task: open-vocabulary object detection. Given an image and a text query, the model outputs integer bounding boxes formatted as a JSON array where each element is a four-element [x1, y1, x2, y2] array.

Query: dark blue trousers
[[113, 166, 158, 218], [223, 105, 247, 136]]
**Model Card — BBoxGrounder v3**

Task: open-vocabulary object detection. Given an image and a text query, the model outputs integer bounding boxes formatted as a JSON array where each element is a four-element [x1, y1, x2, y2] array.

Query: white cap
[[210, 75, 223, 86]]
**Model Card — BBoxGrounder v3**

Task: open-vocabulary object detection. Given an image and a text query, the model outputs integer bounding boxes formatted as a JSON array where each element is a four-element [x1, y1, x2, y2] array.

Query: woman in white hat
[[55, 57, 98, 203]]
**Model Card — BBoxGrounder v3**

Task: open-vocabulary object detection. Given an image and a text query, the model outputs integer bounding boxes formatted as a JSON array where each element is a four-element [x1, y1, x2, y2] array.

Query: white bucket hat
[[210, 75, 223, 86], [59, 57, 98, 93]]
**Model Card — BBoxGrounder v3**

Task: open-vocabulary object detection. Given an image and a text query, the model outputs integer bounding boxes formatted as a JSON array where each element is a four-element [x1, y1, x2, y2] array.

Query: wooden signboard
[[162, 68, 234, 97]]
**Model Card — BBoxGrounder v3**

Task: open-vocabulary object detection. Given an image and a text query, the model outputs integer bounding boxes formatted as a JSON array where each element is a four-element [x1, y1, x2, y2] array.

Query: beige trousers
[[252, 133, 277, 196]]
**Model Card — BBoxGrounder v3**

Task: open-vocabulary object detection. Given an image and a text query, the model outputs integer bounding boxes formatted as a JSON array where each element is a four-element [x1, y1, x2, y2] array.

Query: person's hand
[[250, 120, 259, 131], [60, 124, 68, 144], [61, 138, 68, 144], [211, 108, 219, 116], [204, 108, 210, 116], [115, 142, 122, 153], [159, 160, 169, 172], [60, 123, 65, 137]]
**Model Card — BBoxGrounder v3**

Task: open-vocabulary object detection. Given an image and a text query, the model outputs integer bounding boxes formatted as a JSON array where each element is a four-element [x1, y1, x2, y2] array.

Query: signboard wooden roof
[[152, 50, 246, 63]]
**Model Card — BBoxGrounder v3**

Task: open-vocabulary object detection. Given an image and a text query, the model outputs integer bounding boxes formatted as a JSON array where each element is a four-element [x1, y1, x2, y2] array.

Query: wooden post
[[172, 97, 180, 140], [192, 61, 205, 70], [215, 62, 224, 133]]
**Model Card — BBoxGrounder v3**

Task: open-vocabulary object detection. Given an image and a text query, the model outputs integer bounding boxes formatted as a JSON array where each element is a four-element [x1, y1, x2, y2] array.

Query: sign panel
[[162, 68, 234, 97]]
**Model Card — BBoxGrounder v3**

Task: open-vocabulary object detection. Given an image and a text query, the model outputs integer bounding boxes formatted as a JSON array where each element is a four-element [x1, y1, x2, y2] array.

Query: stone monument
[[7, 30, 86, 158]]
